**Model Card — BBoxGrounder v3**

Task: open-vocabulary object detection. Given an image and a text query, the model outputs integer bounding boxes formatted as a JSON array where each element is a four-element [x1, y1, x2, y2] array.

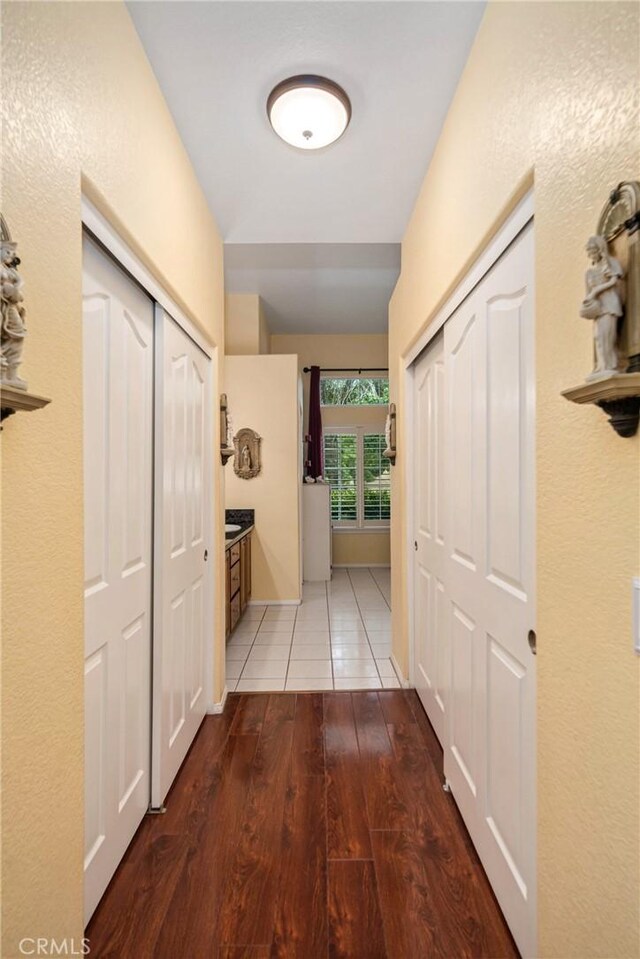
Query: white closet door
[[83, 236, 153, 923], [152, 308, 211, 808], [444, 223, 536, 957], [412, 332, 448, 745]]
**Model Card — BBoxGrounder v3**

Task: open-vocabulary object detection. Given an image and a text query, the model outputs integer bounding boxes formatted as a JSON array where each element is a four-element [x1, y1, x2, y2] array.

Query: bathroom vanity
[[225, 509, 254, 638]]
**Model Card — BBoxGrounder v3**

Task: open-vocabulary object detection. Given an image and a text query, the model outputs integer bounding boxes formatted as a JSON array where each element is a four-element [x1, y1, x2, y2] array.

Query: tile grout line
[[232, 605, 266, 690], [363, 566, 398, 686], [368, 566, 392, 612], [283, 597, 298, 692], [325, 579, 335, 691], [346, 567, 384, 690], [366, 567, 397, 685]]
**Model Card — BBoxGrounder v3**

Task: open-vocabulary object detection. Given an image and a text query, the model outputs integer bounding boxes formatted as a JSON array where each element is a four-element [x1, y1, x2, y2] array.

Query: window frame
[[320, 376, 390, 408], [323, 426, 391, 530]]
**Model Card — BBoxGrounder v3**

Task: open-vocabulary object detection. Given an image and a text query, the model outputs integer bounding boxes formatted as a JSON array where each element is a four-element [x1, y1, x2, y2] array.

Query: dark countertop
[[225, 523, 254, 551]]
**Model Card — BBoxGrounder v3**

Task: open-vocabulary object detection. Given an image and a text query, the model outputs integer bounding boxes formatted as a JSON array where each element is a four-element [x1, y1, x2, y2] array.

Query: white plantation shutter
[[323, 429, 390, 529]]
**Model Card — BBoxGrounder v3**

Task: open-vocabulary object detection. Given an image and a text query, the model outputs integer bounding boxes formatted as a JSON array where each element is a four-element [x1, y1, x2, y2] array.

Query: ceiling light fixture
[[267, 75, 351, 150]]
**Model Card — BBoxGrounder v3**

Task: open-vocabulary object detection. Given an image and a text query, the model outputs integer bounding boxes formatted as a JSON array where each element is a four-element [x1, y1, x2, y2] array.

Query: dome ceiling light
[[267, 75, 351, 150]]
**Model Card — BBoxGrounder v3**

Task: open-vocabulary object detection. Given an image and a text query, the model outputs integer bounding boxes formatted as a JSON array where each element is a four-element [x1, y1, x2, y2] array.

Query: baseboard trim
[[332, 564, 391, 569], [208, 685, 229, 714], [247, 599, 302, 606], [391, 653, 409, 688]]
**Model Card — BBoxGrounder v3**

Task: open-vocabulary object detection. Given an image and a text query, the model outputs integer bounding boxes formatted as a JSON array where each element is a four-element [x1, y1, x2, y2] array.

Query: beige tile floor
[[225, 567, 400, 692]]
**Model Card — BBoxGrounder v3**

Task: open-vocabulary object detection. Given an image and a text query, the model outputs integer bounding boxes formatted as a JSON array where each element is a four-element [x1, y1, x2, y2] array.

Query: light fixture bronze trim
[[267, 75, 352, 143]]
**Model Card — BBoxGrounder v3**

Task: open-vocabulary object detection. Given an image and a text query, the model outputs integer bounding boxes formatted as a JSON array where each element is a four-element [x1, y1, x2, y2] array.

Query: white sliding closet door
[[412, 332, 448, 745], [411, 222, 536, 956], [83, 236, 153, 923], [444, 222, 536, 957], [152, 308, 212, 808]]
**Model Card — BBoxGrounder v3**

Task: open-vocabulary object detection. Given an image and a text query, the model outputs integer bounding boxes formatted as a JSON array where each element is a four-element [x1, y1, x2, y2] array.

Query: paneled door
[[152, 308, 212, 808], [444, 223, 536, 956], [83, 235, 153, 923], [412, 332, 448, 745]]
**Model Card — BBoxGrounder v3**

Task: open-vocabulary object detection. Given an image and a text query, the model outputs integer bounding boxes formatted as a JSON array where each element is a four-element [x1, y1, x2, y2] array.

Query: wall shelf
[[1, 384, 51, 423], [562, 372, 640, 437]]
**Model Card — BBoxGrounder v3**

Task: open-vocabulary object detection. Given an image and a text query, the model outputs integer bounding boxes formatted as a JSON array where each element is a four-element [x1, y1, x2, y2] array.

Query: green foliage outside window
[[323, 431, 390, 524], [320, 377, 389, 406]]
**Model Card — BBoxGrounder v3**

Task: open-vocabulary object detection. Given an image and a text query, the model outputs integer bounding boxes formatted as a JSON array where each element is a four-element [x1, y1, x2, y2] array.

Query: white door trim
[[404, 190, 535, 367], [81, 197, 215, 361], [404, 189, 534, 691]]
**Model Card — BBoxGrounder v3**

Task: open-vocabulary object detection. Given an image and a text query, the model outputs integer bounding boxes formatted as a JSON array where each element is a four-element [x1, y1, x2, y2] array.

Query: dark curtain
[[307, 365, 324, 477]]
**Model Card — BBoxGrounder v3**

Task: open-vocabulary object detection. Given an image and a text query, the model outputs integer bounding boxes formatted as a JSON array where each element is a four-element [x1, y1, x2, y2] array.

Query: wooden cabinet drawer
[[229, 542, 241, 566], [230, 560, 241, 598], [230, 592, 241, 631]]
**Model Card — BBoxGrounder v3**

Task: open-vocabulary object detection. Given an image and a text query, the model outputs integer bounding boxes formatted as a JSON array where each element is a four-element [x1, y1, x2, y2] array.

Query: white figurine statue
[[1, 238, 28, 390], [580, 234, 624, 381]]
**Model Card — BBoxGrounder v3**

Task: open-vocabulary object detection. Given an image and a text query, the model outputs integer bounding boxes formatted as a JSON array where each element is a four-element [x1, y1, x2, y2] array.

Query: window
[[363, 433, 391, 523], [320, 377, 389, 406], [323, 433, 357, 522], [323, 428, 391, 528]]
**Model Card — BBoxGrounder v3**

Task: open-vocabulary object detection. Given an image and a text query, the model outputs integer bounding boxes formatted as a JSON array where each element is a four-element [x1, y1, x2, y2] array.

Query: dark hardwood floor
[[87, 691, 519, 959]]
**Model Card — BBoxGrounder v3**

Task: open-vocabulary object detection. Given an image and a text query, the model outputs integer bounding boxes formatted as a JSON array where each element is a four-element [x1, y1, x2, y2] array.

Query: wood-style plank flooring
[[87, 691, 519, 959]]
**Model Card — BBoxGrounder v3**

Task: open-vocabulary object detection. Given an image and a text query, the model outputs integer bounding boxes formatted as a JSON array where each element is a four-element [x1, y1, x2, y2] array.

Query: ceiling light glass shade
[[267, 75, 351, 150]]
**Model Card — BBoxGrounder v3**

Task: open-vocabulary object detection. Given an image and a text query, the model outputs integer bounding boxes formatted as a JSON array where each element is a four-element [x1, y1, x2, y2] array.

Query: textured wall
[[389, 3, 640, 956], [1, 3, 225, 954]]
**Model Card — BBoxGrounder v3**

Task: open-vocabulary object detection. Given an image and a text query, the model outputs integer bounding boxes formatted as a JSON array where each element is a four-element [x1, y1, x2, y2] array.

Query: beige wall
[[272, 334, 390, 567], [389, 4, 640, 957], [226, 293, 271, 355], [225, 355, 301, 603], [2, 3, 226, 954], [258, 303, 271, 357], [333, 532, 390, 568]]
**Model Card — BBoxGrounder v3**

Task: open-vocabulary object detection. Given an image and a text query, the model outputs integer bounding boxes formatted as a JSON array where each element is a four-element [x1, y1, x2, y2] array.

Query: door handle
[[528, 629, 537, 655], [204, 549, 208, 562], [414, 541, 418, 551]]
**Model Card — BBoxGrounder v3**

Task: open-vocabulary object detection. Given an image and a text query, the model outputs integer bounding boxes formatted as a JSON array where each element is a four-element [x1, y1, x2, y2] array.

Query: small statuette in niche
[[580, 234, 625, 381], [233, 427, 262, 479]]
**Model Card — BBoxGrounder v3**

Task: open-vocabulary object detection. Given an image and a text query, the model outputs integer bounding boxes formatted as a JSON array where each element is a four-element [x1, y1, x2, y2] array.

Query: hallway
[[87, 690, 517, 958], [4, 3, 639, 956]]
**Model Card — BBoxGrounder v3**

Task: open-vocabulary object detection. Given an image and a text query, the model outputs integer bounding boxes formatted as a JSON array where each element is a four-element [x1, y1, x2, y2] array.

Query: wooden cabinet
[[225, 551, 231, 640], [225, 529, 252, 639], [240, 534, 251, 611]]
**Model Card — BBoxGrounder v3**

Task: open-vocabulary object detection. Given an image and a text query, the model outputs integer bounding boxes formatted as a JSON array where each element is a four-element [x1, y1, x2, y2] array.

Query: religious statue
[[1, 235, 28, 390], [580, 234, 624, 381], [233, 427, 262, 479]]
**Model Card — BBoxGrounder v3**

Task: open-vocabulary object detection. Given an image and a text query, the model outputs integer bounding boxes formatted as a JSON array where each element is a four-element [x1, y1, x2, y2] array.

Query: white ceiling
[[129, 1, 484, 332]]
